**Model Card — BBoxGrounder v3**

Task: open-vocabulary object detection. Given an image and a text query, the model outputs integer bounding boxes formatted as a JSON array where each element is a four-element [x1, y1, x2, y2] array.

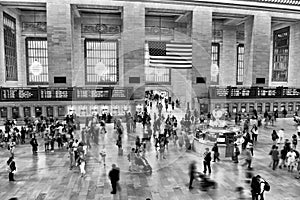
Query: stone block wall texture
[[244, 14, 271, 86], [122, 3, 145, 100], [192, 8, 212, 99], [47, 0, 73, 86], [220, 25, 237, 86], [287, 22, 300, 87]]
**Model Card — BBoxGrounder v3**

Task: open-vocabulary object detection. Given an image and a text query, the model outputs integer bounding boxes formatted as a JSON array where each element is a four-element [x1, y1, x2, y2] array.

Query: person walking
[[272, 146, 280, 170], [203, 148, 212, 174], [278, 129, 285, 144], [212, 143, 220, 162], [251, 124, 258, 146], [30, 136, 38, 154], [188, 161, 197, 189], [271, 130, 279, 145], [7, 156, 16, 181], [292, 134, 298, 149], [108, 164, 120, 194], [242, 146, 253, 169], [77, 153, 86, 177], [233, 143, 240, 163]]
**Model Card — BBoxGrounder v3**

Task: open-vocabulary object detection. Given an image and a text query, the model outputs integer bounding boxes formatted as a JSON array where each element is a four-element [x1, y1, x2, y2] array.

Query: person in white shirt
[[278, 129, 285, 144], [286, 149, 297, 172]]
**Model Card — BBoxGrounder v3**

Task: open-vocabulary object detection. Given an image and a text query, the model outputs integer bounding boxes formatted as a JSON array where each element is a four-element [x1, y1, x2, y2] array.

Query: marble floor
[[1, 108, 300, 200]]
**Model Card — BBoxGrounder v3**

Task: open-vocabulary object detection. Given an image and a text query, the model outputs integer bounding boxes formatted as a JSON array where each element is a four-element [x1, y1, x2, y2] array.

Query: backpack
[[263, 181, 270, 191]]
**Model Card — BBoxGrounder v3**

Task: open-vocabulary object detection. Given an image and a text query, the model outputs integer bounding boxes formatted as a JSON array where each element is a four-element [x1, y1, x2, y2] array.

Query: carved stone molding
[[81, 24, 121, 34], [145, 26, 174, 36], [22, 22, 47, 32]]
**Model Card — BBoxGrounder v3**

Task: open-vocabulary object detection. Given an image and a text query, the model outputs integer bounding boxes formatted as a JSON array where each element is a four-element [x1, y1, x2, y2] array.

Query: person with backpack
[[203, 148, 212, 174], [251, 175, 270, 200]]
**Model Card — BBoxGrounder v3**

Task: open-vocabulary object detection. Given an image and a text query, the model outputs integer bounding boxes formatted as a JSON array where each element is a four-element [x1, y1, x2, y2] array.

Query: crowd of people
[[2, 91, 300, 199]]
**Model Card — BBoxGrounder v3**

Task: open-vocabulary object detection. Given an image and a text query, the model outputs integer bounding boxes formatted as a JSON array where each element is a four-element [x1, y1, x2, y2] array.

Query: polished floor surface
[[1, 108, 300, 200]]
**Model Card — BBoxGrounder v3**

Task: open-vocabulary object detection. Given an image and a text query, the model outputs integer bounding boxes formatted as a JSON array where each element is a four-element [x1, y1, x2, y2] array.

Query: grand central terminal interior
[[1, 0, 300, 200]]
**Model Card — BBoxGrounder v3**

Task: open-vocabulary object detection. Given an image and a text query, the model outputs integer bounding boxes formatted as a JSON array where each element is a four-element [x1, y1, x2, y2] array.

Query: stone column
[[19, 106, 24, 118], [192, 8, 212, 106], [53, 106, 58, 118], [47, 0, 73, 86], [122, 3, 145, 100], [244, 14, 271, 86]]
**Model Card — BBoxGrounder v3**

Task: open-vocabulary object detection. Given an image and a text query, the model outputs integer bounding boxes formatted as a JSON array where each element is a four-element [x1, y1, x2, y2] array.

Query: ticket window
[[257, 103, 262, 113], [80, 106, 87, 116], [101, 105, 109, 114], [288, 103, 294, 112], [280, 103, 286, 111], [249, 103, 254, 112], [241, 103, 246, 113], [296, 103, 300, 112], [12, 107, 19, 119], [215, 104, 221, 109], [232, 104, 238, 113], [0, 107, 8, 118], [112, 106, 119, 116], [224, 104, 229, 112], [24, 107, 31, 117], [35, 107, 42, 117], [265, 103, 270, 112], [91, 106, 98, 116], [58, 106, 66, 117], [273, 103, 278, 112], [47, 107, 54, 117]]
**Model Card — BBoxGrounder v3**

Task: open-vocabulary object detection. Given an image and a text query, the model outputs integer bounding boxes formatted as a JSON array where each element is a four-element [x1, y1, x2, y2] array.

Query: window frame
[[211, 42, 220, 85], [272, 27, 290, 82], [3, 12, 18, 81], [26, 37, 48, 85], [236, 43, 244, 85], [84, 38, 119, 85]]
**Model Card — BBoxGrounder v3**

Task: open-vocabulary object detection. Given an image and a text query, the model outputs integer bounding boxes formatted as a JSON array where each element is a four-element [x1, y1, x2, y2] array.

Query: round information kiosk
[[192, 108, 242, 159]]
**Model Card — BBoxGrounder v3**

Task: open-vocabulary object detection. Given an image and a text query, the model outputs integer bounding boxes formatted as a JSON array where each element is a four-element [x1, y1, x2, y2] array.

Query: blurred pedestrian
[[189, 161, 197, 189], [108, 164, 120, 194]]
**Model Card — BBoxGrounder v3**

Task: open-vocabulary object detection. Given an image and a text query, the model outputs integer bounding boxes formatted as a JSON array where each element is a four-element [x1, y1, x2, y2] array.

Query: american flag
[[146, 41, 192, 69]]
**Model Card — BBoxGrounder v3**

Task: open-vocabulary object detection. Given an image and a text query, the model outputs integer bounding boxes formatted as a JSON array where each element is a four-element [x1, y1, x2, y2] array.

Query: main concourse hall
[[1, 0, 300, 200]]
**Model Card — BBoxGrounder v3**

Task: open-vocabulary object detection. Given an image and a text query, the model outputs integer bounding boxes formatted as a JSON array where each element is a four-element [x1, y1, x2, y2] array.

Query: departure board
[[76, 88, 111, 100], [39, 88, 74, 101], [210, 87, 300, 99], [1, 88, 39, 101]]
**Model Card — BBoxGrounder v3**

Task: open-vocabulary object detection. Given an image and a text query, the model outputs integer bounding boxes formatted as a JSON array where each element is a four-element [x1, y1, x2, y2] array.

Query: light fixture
[[30, 60, 43, 76], [29, 9, 43, 76]]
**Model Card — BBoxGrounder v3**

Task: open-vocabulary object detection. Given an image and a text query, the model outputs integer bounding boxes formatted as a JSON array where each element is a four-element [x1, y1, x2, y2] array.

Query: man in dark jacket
[[203, 148, 212, 174], [7, 156, 16, 181], [109, 164, 120, 194], [212, 143, 220, 162]]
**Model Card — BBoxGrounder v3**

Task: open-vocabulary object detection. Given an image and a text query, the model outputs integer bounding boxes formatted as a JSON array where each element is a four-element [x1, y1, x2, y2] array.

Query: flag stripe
[[148, 41, 193, 69]]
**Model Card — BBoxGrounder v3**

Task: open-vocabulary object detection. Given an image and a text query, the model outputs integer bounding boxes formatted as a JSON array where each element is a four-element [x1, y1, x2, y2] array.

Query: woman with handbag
[[7, 156, 16, 181]]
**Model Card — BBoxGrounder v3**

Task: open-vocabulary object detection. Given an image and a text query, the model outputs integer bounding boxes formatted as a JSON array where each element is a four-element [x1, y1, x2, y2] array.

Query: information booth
[[193, 127, 240, 158]]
